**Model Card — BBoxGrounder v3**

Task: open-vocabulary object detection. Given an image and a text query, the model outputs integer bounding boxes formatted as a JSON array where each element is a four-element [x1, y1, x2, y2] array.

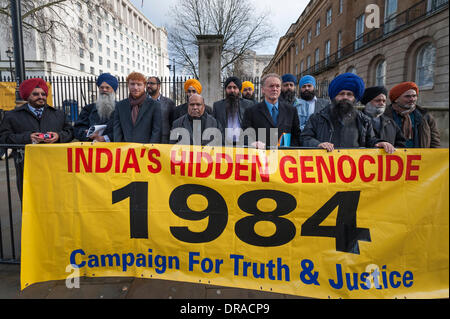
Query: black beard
[[300, 90, 316, 101], [332, 99, 356, 121], [281, 90, 296, 104], [226, 93, 240, 115], [243, 93, 255, 101]]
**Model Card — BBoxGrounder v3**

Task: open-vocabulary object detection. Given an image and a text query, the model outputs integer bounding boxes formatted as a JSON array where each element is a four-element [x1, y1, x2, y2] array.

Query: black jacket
[[113, 96, 162, 143], [73, 103, 115, 142], [362, 111, 406, 148], [170, 112, 222, 146], [152, 95, 176, 144], [0, 104, 73, 144], [300, 105, 382, 148], [242, 100, 301, 147], [212, 98, 253, 130]]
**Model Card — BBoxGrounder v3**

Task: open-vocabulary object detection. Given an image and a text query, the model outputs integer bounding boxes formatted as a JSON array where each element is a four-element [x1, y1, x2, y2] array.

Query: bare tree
[[167, 0, 274, 78], [0, 0, 107, 50]]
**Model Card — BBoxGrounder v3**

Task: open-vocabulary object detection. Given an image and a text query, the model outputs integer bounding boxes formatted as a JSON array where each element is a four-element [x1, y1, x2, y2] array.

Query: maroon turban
[[19, 78, 49, 100]]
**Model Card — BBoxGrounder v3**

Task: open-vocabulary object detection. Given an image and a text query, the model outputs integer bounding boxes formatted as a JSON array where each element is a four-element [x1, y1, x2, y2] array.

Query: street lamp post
[[10, 0, 26, 102], [6, 47, 14, 81], [166, 58, 176, 103]]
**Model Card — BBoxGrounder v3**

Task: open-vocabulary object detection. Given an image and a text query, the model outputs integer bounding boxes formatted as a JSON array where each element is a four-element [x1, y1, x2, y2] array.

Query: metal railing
[[0, 145, 22, 264]]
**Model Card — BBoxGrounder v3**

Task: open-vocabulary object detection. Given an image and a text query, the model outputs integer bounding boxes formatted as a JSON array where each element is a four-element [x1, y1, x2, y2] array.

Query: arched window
[[416, 43, 436, 88], [375, 60, 386, 86]]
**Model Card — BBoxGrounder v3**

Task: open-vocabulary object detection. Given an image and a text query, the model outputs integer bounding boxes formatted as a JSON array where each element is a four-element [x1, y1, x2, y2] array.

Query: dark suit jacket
[[114, 96, 162, 143], [73, 103, 115, 142], [170, 113, 222, 146], [212, 98, 253, 130], [242, 100, 301, 147], [153, 95, 175, 144]]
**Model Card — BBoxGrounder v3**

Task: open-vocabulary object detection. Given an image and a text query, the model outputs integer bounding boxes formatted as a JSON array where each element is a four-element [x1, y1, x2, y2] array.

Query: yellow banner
[[0, 82, 53, 110], [21, 144, 449, 299]]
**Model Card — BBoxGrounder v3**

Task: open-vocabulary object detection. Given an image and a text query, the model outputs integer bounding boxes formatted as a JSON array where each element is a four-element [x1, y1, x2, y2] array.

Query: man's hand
[[318, 142, 334, 152], [43, 132, 59, 144], [30, 132, 44, 144], [251, 141, 266, 149], [375, 141, 396, 154], [90, 132, 106, 142]]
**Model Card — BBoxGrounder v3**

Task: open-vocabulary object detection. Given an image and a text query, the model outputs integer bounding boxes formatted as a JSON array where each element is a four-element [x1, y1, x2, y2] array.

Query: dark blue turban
[[96, 73, 119, 92], [281, 73, 297, 85], [328, 73, 365, 102]]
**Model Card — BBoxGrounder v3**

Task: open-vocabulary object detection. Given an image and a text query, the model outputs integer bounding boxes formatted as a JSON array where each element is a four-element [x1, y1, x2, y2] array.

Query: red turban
[[19, 78, 49, 100], [389, 82, 419, 103]]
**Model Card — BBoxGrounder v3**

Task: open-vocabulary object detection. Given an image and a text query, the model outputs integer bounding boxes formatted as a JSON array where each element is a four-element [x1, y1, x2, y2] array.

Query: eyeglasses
[[31, 92, 47, 97]]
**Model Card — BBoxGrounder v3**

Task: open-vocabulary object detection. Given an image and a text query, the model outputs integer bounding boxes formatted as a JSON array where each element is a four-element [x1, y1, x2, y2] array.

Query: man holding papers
[[74, 73, 118, 142]]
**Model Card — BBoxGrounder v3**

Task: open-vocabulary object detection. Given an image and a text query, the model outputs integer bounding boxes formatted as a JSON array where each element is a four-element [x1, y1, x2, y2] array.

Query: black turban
[[224, 76, 242, 91], [360, 86, 388, 105]]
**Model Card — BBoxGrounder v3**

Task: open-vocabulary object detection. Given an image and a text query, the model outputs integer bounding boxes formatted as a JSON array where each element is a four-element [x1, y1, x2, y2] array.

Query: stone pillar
[[197, 35, 223, 107]]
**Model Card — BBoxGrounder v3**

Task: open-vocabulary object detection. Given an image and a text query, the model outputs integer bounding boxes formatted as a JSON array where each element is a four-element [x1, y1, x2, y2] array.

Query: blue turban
[[281, 73, 297, 85], [96, 73, 119, 92], [299, 75, 316, 88], [328, 73, 365, 102]]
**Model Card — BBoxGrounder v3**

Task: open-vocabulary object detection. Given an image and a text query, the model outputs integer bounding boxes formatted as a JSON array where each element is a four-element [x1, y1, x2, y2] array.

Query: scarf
[[129, 93, 147, 125], [391, 103, 416, 140]]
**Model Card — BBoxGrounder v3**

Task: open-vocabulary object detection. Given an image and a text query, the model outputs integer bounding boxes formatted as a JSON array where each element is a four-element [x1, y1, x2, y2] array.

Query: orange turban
[[389, 82, 419, 103], [241, 81, 254, 93], [184, 79, 202, 94], [19, 78, 48, 100]]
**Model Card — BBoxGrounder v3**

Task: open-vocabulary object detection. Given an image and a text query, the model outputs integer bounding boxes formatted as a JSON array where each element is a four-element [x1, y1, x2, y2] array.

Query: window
[[99, 56, 103, 65], [98, 30, 102, 39], [307, 30, 312, 43], [90, 66, 95, 74], [339, 0, 344, 14], [300, 60, 304, 74], [79, 48, 84, 58], [80, 63, 85, 72], [337, 31, 342, 58], [384, 0, 398, 34], [326, 8, 332, 26], [355, 14, 365, 50], [416, 43, 436, 88], [98, 43, 102, 52], [90, 52, 94, 62], [301, 38, 305, 50], [307, 56, 311, 69], [325, 40, 331, 65], [316, 20, 321, 36], [89, 38, 94, 48], [375, 60, 386, 86], [315, 48, 320, 71]]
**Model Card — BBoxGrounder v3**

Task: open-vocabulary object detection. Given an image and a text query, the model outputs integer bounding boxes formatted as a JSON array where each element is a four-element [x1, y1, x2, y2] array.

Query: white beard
[[96, 92, 115, 120]]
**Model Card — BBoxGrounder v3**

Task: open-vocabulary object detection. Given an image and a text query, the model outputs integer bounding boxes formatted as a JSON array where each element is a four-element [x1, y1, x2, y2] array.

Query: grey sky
[[129, 0, 309, 55]]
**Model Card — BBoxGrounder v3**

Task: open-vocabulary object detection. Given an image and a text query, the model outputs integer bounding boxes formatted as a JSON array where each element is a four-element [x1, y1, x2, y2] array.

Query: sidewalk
[[0, 264, 305, 299]]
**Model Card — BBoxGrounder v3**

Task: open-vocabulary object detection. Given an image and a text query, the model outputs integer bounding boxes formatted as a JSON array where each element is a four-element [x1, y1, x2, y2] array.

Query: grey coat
[[114, 96, 162, 143]]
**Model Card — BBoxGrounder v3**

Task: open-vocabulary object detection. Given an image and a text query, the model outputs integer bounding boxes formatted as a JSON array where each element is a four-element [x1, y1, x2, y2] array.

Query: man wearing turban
[[280, 73, 300, 106], [384, 82, 440, 148], [172, 79, 212, 121], [74, 73, 118, 142], [212, 76, 253, 146], [361, 86, 406, 147], [300, 73, 395, 153], [296, 75, 329, 131], [0, 78, 73, 200], [241, 81, 257, 104]]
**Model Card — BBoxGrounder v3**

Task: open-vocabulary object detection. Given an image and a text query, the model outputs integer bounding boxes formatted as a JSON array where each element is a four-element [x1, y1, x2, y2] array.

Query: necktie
[[271, 105, 278, 126], [35, 108, 43, 119]]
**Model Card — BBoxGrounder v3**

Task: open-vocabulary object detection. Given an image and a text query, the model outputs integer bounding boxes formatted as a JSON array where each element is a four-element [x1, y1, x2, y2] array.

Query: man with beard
[[241, 81, 257, 104], [74, 73, 118, 142], [279, 74, 300, 106], [361, 86, 405, 147], [296, 75, 328, 131], [242, 73, 301, 149], [300, 73, 395, 153], [0, 78, 73, 200], [170, 94, 222, 146], [147, 76, 175, 144], [172, 79, 212, 121], [385, 82, 440, 148], [212, 76, 253, 146], [114, 72, 161, 143]]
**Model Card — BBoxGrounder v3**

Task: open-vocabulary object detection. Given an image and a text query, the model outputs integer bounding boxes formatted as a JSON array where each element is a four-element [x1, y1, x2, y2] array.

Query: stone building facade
[[264, 0, 449, 146]]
